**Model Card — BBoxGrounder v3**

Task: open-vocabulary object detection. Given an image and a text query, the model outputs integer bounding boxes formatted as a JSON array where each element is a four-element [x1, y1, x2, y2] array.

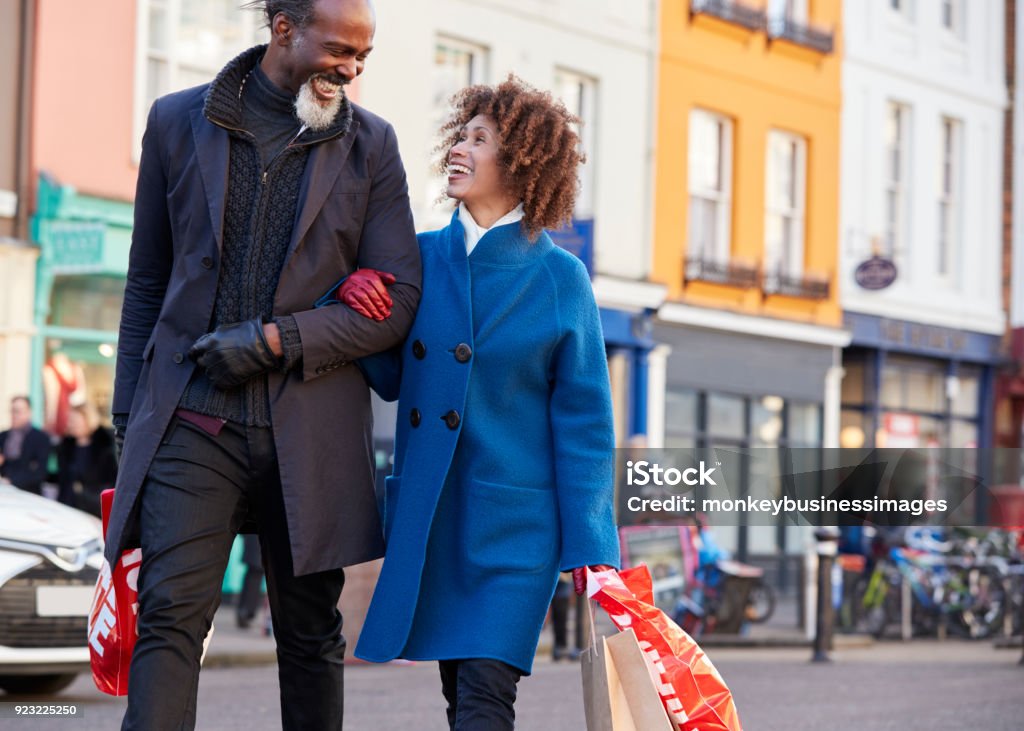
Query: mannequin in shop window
[[56, 403, 117, 517], [43, 351, 88, 437]]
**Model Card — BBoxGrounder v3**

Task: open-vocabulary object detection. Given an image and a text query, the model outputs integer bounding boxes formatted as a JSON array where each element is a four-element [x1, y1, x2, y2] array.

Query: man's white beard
[[294, 79, 345, 131]]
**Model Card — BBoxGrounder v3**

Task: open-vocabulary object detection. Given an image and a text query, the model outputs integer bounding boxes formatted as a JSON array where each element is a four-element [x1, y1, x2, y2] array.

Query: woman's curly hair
[[434, 74, 585, 240]]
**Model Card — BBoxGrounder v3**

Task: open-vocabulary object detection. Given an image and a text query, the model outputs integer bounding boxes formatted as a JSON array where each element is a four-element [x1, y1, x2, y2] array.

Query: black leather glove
[[188, 319, 281, 389], [112, 413, 128, 462]]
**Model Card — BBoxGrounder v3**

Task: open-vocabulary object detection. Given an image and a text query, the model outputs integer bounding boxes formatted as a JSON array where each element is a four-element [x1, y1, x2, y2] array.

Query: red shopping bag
[[88, 489, 141, 696], [589, 566, 743, 731]]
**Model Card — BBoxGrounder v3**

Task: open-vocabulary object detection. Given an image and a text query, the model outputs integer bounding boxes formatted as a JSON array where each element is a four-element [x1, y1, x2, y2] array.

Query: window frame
[[133, 0, 263, 161], [425, 35, 490, 221], [883, 102, 911, 261], [764, 129, 808, 279], [937, 116, 962, 281], [554, 68, 599, 219], [940, 0, 965, 39], [688, 108, 734, 265]]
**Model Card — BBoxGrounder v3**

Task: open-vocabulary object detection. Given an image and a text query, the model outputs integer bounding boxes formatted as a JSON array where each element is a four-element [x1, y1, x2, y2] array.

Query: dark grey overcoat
[[106, 58, 421, 576]]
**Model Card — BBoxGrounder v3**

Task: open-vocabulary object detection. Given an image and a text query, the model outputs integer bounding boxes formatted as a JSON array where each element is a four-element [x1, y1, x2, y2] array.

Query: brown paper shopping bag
[[581, 607, 673, 731]]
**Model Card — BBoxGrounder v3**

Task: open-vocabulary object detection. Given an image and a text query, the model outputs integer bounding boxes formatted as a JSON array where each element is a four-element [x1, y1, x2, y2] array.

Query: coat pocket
[[383, 475, 401, 544], [464, 479, 558, 574]]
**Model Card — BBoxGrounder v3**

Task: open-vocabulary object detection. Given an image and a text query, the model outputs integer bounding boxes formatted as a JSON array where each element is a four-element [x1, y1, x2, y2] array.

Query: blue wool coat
[[353, 213, 620, 674]]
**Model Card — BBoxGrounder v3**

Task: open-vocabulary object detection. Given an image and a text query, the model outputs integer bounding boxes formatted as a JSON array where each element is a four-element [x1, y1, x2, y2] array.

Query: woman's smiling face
[[445, 114, 506, 207]]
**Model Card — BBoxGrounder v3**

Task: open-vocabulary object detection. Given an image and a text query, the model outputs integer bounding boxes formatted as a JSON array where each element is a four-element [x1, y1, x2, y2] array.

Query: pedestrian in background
[[104, 0, 421, 728], [0, 395, 52, 496], [345, 75, 619, 731], [236, 534, 265, 630], [56, 403, 118, 517], [549, 574, 585, 661]]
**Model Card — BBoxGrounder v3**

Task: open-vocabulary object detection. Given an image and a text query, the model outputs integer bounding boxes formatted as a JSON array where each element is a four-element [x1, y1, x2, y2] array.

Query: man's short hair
[[246, 0, 318, 29], [10, 395, 30, 408]]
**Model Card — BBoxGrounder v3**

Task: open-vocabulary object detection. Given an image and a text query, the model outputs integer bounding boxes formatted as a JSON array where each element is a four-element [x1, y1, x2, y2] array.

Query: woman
[[341, 76, 618, 730], [56, 403, 118, 517]]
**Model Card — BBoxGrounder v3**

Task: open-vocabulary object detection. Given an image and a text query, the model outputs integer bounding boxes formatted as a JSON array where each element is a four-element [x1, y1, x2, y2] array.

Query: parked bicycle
[[850, 527, 1011, 640]]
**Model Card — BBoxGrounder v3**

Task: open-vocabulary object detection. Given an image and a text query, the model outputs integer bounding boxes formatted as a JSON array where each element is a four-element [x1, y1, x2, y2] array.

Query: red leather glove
[[572, 564, 615, 596], [337, 269, 396, 321]]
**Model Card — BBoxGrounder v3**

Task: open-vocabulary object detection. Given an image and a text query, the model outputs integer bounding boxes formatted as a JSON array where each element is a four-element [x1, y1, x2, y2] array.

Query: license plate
[[36, 586, 93, 617]]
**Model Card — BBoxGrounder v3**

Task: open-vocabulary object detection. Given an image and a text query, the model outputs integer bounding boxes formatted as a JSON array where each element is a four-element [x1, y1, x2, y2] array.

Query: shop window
[[840, 410, 867, 449], [707, 393, 745, 440], [788, 402, 822, 447], [905, 368, 944, 413], [950, 419, 978, 448], [688, 109, 733, 265], [665, 388, 698, 448], [841, 360, 866, 405], [752, 395, 784, 446], [49, 276, 124, 332], [880, 367, 903, 409], [952, 371, 979, 418]]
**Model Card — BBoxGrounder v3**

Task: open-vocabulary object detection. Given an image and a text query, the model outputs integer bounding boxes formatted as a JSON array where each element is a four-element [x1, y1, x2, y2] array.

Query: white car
[[0, 481, 103, 695]]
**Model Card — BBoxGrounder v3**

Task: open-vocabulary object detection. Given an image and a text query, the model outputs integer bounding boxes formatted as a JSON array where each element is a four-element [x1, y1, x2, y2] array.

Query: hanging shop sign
[[854, 256, 898, 290]]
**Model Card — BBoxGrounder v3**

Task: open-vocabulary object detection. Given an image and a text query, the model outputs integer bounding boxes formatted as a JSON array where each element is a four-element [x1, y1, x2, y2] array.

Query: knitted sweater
[[178, 45, 353, 426]]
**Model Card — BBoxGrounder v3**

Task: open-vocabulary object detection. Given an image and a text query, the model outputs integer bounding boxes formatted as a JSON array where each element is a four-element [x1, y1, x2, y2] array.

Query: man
[[105, 0, 420, 728], [0, 396, 52, 495]]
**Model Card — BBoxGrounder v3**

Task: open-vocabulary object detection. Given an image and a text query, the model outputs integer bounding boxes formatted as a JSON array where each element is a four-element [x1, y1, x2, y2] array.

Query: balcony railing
[[766, 15, 835, 54], [762, 269, 831, 299], [685, 257, 760, 288], [690, 0, 767, 32]]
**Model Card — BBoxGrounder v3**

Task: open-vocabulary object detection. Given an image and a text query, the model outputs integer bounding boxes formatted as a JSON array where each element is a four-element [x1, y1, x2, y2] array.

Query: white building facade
[[839, 0, 1006, 456], [359, 0, 665, 445]]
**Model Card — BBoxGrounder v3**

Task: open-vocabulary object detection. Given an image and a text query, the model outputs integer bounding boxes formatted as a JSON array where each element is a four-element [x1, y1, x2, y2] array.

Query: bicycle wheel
[[856, 569, 900, 639], [744, 582, 776, 624], [957, 567, 1006, 639]]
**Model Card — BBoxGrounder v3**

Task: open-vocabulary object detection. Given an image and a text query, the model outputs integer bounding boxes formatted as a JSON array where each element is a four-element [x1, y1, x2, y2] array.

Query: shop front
[[30, 175, 132, 434], [840, 312, 1002, 522], [653, 308, 850, 589]]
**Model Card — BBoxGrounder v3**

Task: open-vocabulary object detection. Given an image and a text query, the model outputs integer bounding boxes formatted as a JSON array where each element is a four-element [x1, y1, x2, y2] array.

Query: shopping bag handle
[[588, 594, 598, 651]]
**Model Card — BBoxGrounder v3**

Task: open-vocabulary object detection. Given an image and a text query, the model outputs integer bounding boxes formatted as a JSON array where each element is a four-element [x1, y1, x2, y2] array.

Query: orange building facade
[[650, 1, 849, 566]]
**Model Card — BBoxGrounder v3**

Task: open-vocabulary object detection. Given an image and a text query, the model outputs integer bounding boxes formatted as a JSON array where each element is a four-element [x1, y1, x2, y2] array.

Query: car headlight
[[0, 537, 103, 573]]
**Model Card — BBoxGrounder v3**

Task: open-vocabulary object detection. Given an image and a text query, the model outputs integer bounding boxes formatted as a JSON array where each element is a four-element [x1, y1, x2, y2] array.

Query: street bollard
[[812, 528, 840, 663]]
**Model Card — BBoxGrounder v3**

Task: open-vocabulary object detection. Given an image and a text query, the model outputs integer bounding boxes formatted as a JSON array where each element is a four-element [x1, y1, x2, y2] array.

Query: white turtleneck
[[458, 202, 525, 255]]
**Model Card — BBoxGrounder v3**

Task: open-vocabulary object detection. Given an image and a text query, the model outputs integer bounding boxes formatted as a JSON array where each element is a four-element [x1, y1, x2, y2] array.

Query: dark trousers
[[122, 416, 346, 731], [439, 659, 522, 731]]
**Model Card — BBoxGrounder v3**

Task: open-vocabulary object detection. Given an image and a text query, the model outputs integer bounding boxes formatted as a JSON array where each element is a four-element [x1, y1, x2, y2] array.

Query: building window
[[937, 117, 961, 279], [688, 109, 733, 264], [555, 69, 598, 218], [433, 36, 488, 122], [889, 0, 913, 19], [767, 0, 808, 23], [427, 36, 488, 220], [884, 103, 910, 259], [135, 0, 262, 156], [765, 130, 807, 278], [941, 0, 964, 37]]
